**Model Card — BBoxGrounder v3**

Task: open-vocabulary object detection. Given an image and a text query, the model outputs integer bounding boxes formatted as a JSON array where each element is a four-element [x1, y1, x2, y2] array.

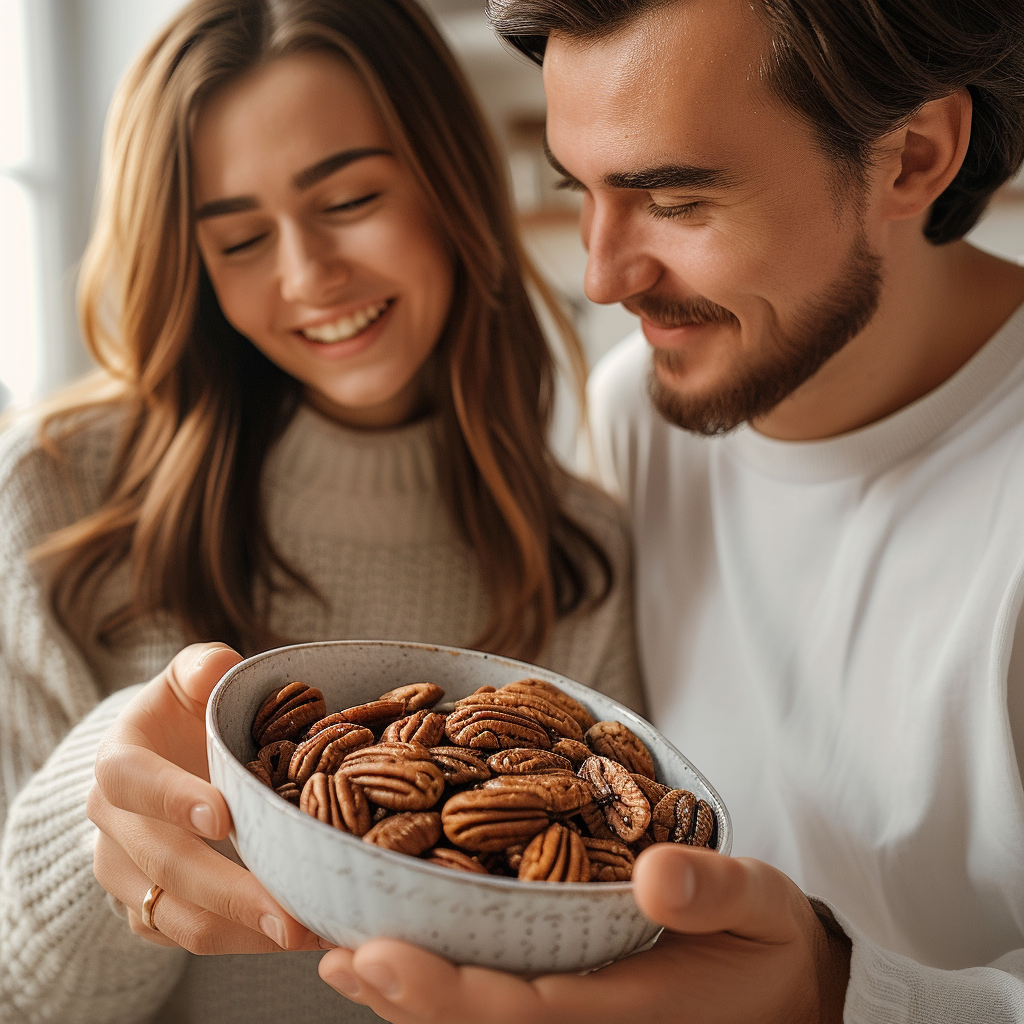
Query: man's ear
[[878, 88, 972, 224]]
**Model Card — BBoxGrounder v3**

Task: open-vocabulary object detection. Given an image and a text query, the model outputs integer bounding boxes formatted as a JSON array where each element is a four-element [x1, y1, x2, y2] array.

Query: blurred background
[[1, 0, 1023, 431]]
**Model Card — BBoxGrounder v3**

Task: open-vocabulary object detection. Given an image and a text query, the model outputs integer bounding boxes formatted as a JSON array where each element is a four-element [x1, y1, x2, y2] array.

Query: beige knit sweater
[[0, 403, 644, 1024]]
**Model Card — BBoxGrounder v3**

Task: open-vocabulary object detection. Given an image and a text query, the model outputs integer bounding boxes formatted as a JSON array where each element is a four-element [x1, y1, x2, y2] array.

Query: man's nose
[[278, 222, 348, 304], [581, 198, 660, 306]]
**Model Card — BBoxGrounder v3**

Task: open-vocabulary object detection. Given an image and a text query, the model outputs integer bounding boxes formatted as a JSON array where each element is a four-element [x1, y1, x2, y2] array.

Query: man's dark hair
[[487, 0, 1024, 244]]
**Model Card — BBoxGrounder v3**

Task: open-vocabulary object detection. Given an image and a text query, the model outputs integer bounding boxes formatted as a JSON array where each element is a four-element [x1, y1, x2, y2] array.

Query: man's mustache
[[625, 294, 738, 328]]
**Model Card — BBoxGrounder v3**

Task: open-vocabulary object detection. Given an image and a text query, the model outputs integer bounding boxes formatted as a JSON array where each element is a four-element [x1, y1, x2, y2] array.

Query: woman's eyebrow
[[194, 147, 394, 220]]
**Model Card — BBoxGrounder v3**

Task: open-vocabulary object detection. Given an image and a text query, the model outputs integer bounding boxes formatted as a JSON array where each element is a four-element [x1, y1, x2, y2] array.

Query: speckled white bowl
[[207, 640, 731, 974]]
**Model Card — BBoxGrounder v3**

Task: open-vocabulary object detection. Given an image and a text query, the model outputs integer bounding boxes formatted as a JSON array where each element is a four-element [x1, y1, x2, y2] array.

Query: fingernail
[[358, 962, 400, 1000], [189, 803, 217, 838], [325, 968, 362, 999], [260, 914, 287, 948], [318, 936, 339, 950]]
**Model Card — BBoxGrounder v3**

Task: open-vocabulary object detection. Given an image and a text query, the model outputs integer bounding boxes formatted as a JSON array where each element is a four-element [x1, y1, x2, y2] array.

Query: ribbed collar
[[723, 300, 1024, 483], [263, 403, 439, 498]]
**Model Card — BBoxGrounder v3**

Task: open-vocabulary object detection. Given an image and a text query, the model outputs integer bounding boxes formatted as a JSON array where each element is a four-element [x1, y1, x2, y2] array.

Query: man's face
[[543, 0, 883, 435]]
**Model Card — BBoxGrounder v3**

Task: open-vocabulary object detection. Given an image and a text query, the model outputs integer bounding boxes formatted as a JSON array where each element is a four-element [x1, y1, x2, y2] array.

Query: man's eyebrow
[[194, 147, 393, 220], [541, 136, 737, 193], [604, 165, 738, 191]]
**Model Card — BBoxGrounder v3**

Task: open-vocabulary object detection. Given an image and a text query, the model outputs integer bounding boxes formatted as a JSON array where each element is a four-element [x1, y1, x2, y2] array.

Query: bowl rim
[[207, 639, 733, 894]]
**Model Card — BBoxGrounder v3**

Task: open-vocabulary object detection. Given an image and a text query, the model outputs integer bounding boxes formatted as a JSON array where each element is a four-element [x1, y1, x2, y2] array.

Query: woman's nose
[[581, 197, 661, 307], [277, 222, 349, 305]]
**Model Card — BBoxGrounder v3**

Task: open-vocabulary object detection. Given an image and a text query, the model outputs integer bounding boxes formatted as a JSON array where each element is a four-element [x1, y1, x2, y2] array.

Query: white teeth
[[302, 301, 389, 343]]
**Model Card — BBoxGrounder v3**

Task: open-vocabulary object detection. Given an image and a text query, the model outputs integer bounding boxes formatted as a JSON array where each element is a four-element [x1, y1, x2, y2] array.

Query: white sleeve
[[835, 905, 1024, 1022], [834, 596, 1024, 1023]]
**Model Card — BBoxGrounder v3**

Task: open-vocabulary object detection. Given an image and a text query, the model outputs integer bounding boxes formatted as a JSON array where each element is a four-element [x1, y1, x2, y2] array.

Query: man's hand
[[318, 844, 851, 1023], [88, 643, 322, 954]]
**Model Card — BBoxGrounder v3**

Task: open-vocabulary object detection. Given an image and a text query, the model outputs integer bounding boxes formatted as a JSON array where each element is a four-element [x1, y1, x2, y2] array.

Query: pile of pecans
[[245, 676, 717, 883]]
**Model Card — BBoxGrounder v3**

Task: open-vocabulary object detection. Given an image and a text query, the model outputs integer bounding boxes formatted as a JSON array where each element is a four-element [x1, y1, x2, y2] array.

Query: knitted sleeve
[[0, 420, 188, 1023]]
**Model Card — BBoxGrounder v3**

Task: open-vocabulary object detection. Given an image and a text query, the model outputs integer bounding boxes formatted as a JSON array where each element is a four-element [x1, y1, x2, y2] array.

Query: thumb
[[166, 642, 243, 717], [632, 844, 808, 944]]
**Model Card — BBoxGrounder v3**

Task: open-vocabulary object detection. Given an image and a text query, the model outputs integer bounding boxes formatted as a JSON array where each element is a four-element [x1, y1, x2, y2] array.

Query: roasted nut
[[502, 678, 596, 732], [585, 721, 656, 779], [487, 748, 573, 775], [652, 790, 716, 847], [631, 773, 670, 806], [275, 781, 301, 805], [382, 711, 447, 746], [444, 703, 552, 751], [299, 772, 341, 828], [342, 741, 432, 764], [245, 760, 272, 786], [337, 700, 406, 729], [632, 833, 655, 854], [580, 837, 635, 881], [503, 843, 526, 873], [378, 682, 445, 712], [441, 789, 551, 851], [428, 746, 492, 785], [480, 772, 592, 816], [252, 682, 326, 745], [288, 723, 375, 787], [338, 758, 445, 811], [257, 740, 297, 787], [456, 691, 584, 742], [363, 812, 442, 855], [551, 738, 593, 768], [578, 755, 651, 843], [334, 774, 372, 836], [423, 847, 489, 874], [519, 823, 590, 882]]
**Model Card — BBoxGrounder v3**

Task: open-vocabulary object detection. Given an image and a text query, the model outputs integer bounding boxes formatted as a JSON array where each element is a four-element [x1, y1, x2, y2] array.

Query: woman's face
[[192, 52, 454, 429]]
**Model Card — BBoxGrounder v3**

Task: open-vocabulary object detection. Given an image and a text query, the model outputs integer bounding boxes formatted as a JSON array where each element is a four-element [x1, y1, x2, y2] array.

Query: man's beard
[[644, 230, 883, 436]]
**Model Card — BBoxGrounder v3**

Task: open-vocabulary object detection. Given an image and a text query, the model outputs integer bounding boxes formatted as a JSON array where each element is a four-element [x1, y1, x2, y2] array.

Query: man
[[317, 0, 1024, 1019]]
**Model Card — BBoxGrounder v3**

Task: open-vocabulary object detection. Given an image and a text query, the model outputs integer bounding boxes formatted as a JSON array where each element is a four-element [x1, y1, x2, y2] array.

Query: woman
[[0, 1, 642, 1021]]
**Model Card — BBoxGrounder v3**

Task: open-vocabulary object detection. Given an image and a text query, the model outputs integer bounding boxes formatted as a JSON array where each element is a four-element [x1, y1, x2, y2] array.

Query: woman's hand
[[87, 642, 322, 954], [317, 844, 852, 1023]]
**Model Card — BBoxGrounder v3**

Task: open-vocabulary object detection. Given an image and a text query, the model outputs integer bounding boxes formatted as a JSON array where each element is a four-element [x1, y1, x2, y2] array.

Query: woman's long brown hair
[[35, 0, 611, 660]]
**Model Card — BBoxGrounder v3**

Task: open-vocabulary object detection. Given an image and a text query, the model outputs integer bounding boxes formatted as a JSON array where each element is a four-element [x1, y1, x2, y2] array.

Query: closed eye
[[222, 233, 269, 255], [326, 191, 382, 213], [648, 200, 704, 221], [555, 176, 586, 194]]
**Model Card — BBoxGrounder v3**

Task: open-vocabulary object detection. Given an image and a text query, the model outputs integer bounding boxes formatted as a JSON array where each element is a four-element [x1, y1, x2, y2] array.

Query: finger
[[321, 939, 551, 1024], [92, 741, 231, 841], [94, 829, 323, 955], [632, 844, 809, 943], [91, 798, 315, 951]]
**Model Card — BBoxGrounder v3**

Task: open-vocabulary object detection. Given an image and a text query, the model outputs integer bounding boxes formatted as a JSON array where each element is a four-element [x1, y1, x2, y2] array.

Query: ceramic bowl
[[207, 640, 731, 974]]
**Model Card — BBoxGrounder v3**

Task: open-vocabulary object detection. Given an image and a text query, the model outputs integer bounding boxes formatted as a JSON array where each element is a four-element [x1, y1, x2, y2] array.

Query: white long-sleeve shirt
[[588, 303, 1024, 1022]]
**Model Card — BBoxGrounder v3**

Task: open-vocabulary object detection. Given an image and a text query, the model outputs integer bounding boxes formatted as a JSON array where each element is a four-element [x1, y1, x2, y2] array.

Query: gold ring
[[142, 883, 165, 932]]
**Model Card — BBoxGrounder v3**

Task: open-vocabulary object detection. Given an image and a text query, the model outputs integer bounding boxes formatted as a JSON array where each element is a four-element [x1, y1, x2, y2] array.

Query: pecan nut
[[343, 741, 432, 764], [631, 773, 671, 807], [337, 699, 406, 729], [551, 738, 593, 768], [518, 823, 590, 882], [428, 746, 492, 785], [580, 837, 635, 881], [378, 682, 445, 712], [441, 789, 551, 851], [651, 790, 716, 847], [585, 721, 656, 779], [245, 760, 272, 786], [363, 811, 442, 855], [487, 748, 573, 775], [275, 781, 301, 805], [456, 691, 583, 742], [257, 740, 297, 787], [444, 703, 552, 751], [480, 772, 592, 816], [578, 755, 651, 843], [502, 678, 596, 732], [423, 847, 489, 874], [252, 682, 326, 746], [288, 723, 375, 787], [338, 758, 445, 811], [382, 711, 447, 746]]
